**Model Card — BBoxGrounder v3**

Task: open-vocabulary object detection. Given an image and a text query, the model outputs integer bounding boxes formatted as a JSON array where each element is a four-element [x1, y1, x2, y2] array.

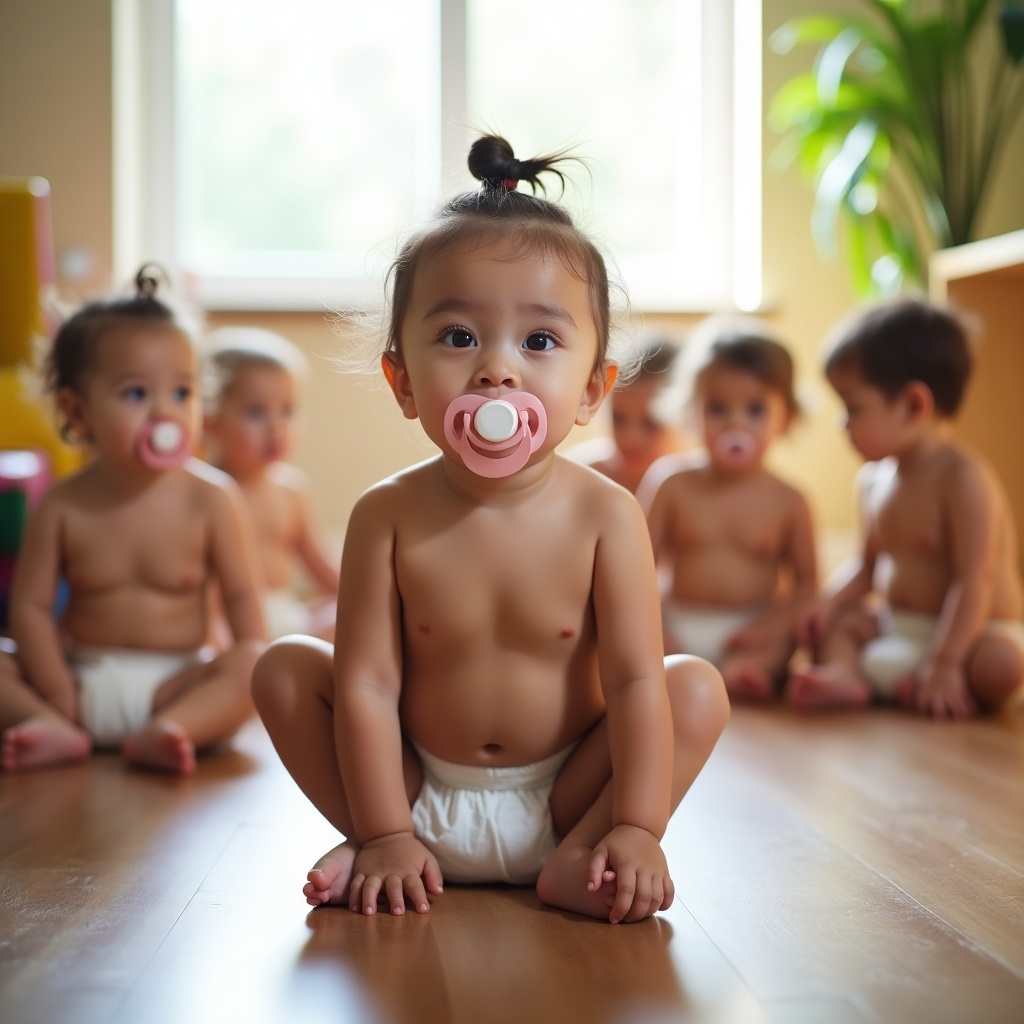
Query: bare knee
[[968, 639, 1024, 710], [665, 654, 730, 741], [251, 635, 333, 717]]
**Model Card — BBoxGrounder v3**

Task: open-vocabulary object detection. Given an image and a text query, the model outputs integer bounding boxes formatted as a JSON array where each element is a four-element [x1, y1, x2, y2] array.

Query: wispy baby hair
[[43, 264, 187, 398], [203, 326, 308, 408], [384, 134, 612, 370], [682, 316, 799, 417], [824, 295, 972, 417]]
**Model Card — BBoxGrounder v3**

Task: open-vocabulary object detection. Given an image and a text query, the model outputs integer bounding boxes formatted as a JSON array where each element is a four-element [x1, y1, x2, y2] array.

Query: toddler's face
[[207, 364, 297, 473], [695, 365, 789, 473], [390, 239, 608, 467], [827, 365, 907, 462], [611, 380, 670, 472], [68, 323, 199, 472]]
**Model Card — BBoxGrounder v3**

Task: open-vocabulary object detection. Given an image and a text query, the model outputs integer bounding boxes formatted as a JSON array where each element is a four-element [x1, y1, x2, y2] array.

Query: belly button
[[483, 742, 502, 755]]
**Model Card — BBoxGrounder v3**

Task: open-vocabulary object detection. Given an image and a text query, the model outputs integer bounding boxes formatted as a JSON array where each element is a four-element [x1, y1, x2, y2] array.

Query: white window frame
[[113, 0, 761, 313]]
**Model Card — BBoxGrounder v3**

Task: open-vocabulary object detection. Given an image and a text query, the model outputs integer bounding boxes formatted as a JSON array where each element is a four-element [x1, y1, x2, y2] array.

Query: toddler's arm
[[332, 487, 442, 914], [293, 482, 340, 595], [913, 458, 1001, 717], [593, 490, 675, 922], [208, 477, 266, 642], [8, 494, 78, 721]]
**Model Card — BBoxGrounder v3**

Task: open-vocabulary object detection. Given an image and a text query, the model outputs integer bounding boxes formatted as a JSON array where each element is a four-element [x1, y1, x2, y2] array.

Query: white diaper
[[262, 588, 310, 639], [861, 610, 1024, 699], [71, 646, 204, 747], [662, 601, 763, 666], [410, 743, 575, 885]]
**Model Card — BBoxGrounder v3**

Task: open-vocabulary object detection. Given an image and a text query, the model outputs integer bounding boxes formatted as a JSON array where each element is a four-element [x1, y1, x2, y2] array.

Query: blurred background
[[3, 0, 1023, 572]]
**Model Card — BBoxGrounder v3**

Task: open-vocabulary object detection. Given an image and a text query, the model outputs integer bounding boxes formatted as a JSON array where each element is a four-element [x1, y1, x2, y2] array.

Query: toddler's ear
[[57, 387, 88, 443], [575, 362, 617, 426], [381, 352, 419, 420], [903, 380, 934, 422]]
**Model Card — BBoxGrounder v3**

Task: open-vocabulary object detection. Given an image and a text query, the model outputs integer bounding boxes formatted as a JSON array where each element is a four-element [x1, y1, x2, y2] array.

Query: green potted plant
[[770, 0, 1024, 295]]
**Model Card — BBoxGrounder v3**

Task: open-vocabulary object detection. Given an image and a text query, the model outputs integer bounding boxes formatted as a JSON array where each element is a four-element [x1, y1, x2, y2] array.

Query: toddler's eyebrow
[[423, 298, 577, 327]]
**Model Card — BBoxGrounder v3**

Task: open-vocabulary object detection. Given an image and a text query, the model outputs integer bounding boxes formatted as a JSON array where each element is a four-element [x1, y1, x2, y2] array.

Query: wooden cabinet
[[931, 230, 1024, 574]]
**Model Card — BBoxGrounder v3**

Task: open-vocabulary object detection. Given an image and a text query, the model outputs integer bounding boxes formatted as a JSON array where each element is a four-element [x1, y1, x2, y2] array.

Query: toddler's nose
[[474, 350, 518, 390]]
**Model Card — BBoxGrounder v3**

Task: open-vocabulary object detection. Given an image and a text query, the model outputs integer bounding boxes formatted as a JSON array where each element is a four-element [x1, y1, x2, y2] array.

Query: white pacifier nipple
[[138, 419, 190, 470], [473, 400, 520, 443], [150, 421, 182, 454]]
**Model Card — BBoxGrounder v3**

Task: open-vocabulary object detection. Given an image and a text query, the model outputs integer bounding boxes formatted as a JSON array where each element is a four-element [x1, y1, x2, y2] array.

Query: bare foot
[[786, 664, 872, 710], [1, 717, 91, 772], [122, 720, 196, 774], [536, 844, 621, 922], [723, 662, 774, 701], [304, 840, 358, 907]]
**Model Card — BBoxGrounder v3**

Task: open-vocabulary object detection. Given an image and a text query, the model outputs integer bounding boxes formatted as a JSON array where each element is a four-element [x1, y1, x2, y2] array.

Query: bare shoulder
[[646, 450, 708, 495], [557, 457, 645, 530], [939, 441, 1005, 502], [350, 457, 441, 525], [180, 458, 245, 513], [267, 460, 312, 495]]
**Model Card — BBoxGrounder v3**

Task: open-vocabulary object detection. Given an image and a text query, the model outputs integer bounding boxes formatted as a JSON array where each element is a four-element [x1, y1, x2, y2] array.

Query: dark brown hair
[[385, 135, 611, 370], [824, 296, 972, 417], [690, 320, 799, 417], [43, 265, 193, 440]]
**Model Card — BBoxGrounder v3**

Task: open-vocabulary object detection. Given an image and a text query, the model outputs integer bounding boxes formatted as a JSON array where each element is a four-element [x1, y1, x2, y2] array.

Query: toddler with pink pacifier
[[251, 135, 729, 924], [641, 317, 817, 701], [0, 267, 265, 774]]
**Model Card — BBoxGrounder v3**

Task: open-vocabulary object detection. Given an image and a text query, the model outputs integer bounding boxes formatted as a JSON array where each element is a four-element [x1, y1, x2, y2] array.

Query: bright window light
[[114, 0, 761, 313]]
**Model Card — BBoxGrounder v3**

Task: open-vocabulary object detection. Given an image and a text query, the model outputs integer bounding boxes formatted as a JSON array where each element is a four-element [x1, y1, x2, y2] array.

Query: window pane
[[465, 0, 703, 276], [176, 0, 437, 273]]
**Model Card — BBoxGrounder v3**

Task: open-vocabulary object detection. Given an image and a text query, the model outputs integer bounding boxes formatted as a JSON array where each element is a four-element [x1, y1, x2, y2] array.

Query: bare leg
[[251, 635, 423, 906], [721, 631, 794, 702], [786, 606, 878, 710], [966, 635, 1024, 711], [0, 652, 91, 772], [537, 655, 729, 921], [122, 639, 261, 774]]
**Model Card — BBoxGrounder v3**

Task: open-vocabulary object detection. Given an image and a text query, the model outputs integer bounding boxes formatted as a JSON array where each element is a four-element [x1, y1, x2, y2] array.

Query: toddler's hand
[[348, 832, 443, 916], [909, 660, 976, 719], [796, 599, 832, 652], [588, 824, 674, 924]]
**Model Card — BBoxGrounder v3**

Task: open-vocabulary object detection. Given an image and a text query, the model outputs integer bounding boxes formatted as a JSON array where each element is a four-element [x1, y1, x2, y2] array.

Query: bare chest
[[670, 489, 788, 560], [396, 519, 597, 649], [62, 502, 209, 595], [870, 478, 946, 558]]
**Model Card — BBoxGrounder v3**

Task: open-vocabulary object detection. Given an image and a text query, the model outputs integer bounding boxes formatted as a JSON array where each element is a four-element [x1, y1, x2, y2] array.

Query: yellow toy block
[[0, 177, 56, 369], [0, 369, 81, 478]]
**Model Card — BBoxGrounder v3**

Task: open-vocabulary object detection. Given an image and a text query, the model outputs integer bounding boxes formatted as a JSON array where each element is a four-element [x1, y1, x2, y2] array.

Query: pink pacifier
[[711, 429, 757, 469], [137, 420, 190, 470], [443, 393, 548, 478]]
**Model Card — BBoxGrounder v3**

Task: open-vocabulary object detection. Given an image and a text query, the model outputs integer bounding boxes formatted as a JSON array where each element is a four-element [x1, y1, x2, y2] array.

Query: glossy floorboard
[[2, 704, 1023, 1024]]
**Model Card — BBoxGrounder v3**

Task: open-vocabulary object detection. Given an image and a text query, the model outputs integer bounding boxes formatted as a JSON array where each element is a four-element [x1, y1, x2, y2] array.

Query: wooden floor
[[3, 705, 1024, 1024]]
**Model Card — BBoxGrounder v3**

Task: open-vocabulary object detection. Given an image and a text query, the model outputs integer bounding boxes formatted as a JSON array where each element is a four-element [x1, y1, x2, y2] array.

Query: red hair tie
[[502, 178, 519, 191]]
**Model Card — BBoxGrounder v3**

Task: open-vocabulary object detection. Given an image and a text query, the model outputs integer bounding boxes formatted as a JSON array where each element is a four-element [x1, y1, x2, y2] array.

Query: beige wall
[[4, 0, 1023, 557]]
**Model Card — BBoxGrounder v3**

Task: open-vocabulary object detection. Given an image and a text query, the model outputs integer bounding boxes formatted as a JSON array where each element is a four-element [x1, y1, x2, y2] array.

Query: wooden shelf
[[931, 230, 1024, 573]]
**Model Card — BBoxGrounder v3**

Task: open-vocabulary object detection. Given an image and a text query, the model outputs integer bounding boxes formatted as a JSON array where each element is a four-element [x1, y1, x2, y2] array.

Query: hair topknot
[[467, 134, 573, 194], [382, 133, 615, 369]]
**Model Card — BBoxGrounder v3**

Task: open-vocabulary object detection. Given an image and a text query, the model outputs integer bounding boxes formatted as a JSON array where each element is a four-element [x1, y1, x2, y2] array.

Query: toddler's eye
[[245, 405, 267, 421], [523, 333, 555, 352], [441, 328, 476, 349], [707, 400, 726, 417], [174, 386, 192, 402], [747, 401, 765, 418], [123, 386, 146, 402]]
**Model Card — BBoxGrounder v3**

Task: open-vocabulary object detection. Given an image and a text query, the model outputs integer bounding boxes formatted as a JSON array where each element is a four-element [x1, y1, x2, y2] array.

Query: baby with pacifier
[[0, 266, 265, 774], [641, 316, 817, 700], [251, 134, 729, 924]]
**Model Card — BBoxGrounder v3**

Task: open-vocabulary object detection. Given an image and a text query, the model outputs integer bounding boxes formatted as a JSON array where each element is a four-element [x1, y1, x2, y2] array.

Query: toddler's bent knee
[[665, 654, 730, 730]]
